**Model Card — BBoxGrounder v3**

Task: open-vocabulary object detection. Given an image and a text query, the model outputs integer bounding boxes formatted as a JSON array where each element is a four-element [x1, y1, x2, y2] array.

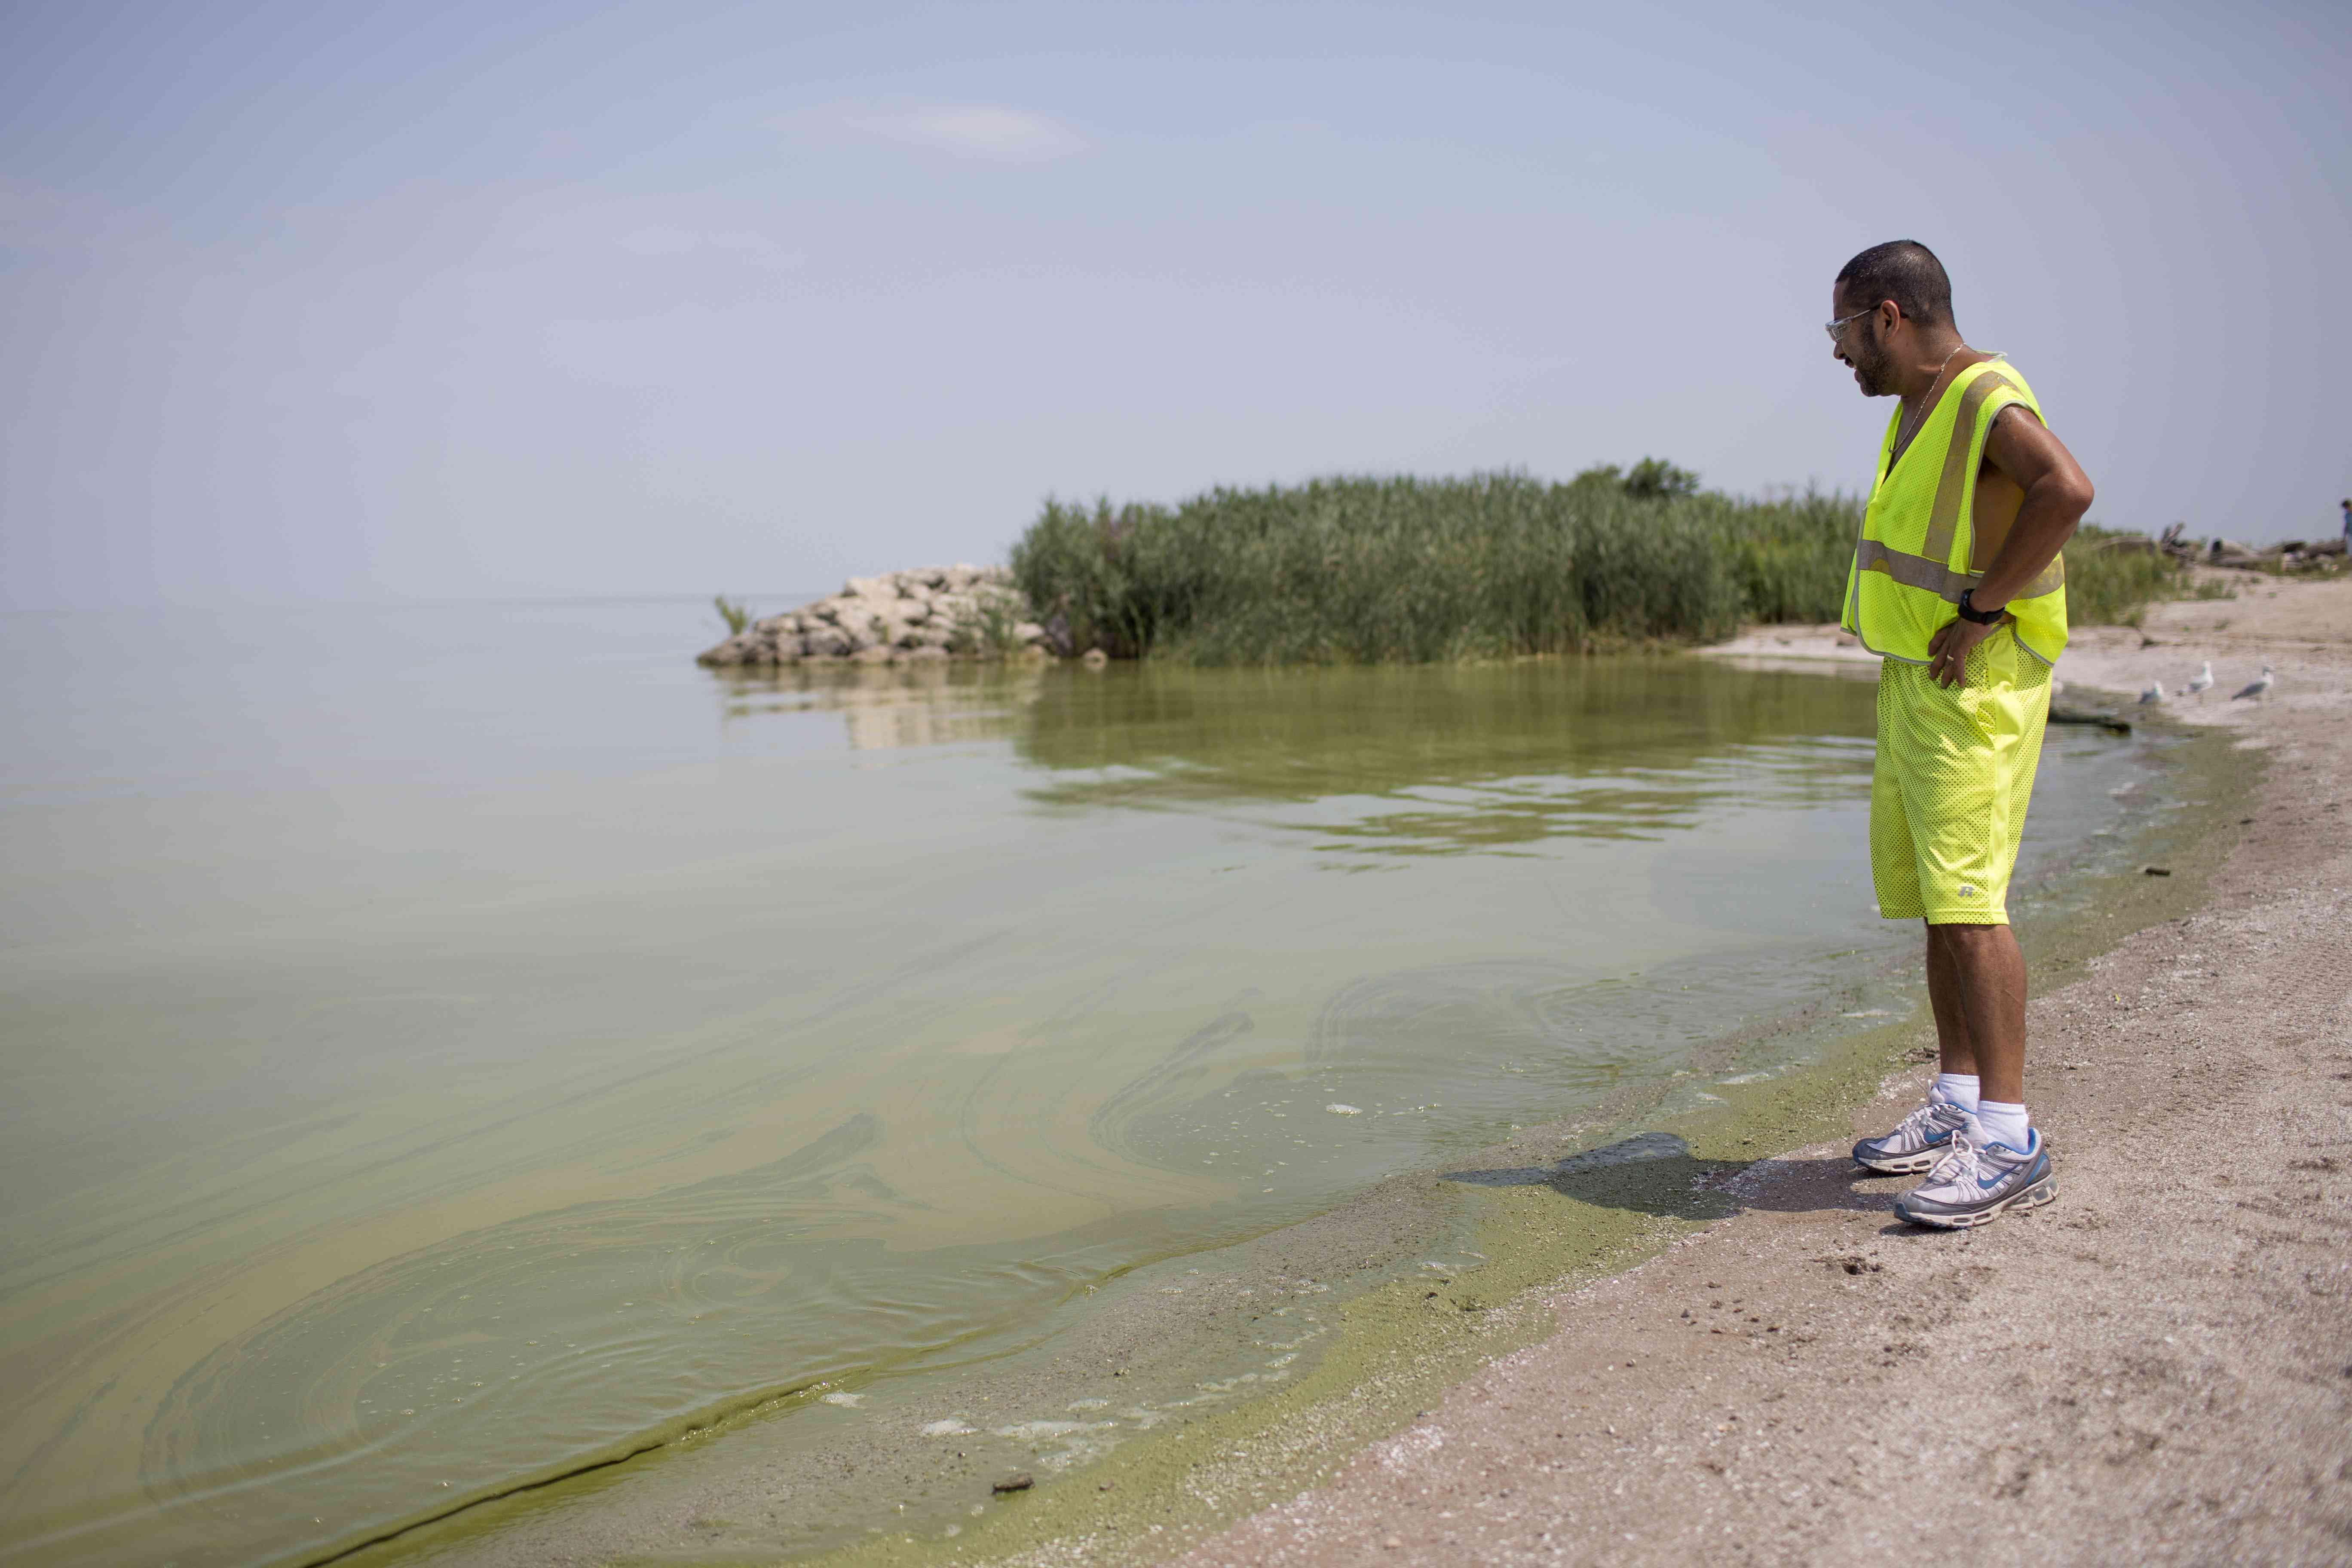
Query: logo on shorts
[[1958, 884, 1978, 898]]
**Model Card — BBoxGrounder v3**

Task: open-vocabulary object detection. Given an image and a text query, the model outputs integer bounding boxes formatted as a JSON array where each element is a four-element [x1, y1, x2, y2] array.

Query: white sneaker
[[1893, 1123, 2056, 1229], [1851, 1097, 1970, 1175]]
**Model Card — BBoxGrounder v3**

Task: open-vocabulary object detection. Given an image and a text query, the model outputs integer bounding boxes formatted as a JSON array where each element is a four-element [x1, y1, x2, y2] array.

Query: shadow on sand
[[1444, 1131, 1914, 1227]]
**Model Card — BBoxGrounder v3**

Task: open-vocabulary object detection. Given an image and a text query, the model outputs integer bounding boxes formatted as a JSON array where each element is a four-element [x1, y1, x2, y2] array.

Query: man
[[1828, 240, 2095, 1228], [2339, 497, 2349, 548]]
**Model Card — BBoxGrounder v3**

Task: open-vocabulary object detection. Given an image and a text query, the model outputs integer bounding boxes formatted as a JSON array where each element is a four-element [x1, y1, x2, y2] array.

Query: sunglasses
[[1824, 306, 1876, 342]]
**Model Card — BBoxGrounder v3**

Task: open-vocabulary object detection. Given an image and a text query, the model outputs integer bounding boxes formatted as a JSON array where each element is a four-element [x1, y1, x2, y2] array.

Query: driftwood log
[[2049, 706, 2132, 734]]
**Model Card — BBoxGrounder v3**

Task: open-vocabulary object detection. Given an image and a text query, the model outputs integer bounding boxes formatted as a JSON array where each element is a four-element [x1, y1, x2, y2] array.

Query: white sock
[[1976, 1099, 2031, 1152], [1932, 1072, 1980, 1112]]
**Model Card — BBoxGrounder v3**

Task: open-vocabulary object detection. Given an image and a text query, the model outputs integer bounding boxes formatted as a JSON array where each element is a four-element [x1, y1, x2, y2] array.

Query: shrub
[[1620, 457, 1703, 499], [2062, 527, 2192, 628]]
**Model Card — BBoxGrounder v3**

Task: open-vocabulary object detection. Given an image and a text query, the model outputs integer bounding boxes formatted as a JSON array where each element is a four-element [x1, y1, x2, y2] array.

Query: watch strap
[[1957, 589, 2004, 626]]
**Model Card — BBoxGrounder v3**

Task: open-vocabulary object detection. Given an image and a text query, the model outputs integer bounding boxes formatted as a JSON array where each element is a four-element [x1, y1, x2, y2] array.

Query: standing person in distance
[[1828, 240, 2096, 1228]]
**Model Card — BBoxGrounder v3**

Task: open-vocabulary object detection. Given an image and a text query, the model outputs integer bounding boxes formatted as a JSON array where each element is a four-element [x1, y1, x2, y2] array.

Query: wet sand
[[1146, 573, 2352, 1565]]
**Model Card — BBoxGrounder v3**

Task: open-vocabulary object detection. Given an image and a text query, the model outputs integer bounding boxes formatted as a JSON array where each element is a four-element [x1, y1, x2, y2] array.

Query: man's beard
[[1850, 340, 1893, 397]]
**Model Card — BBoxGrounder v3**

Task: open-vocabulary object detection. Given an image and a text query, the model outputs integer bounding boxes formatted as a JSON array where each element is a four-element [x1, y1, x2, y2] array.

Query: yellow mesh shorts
[[1870, 627, 2052, 925]]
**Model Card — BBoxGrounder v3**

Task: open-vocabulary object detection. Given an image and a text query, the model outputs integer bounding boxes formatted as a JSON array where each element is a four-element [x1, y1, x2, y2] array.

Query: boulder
[[696, 632, 761, 667], [902, 644, 949, 662], [850, 645, 894, 665]]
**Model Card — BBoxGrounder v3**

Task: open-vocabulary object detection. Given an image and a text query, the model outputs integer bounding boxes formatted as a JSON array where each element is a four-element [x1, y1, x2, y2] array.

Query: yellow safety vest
[[1841, 357, 2067, 666]]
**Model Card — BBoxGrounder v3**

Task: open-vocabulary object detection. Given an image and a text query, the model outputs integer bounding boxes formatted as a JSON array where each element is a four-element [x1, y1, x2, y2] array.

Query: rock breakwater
[[696, 564, 1057, 667]]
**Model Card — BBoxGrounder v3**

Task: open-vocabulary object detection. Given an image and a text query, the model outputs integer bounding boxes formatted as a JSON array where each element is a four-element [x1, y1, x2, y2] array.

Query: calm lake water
[[0, 600, 2146, 1566]]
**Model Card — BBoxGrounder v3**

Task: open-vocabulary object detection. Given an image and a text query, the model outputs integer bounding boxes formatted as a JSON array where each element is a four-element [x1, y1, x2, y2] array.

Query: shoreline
[[815, 574, 2352, 1566], [1144, 574, 2352, 1566], [804, 698, 2244, 1568]]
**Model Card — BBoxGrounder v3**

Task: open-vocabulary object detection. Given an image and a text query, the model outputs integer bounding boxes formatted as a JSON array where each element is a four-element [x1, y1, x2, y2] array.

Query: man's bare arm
[[1974, 406, 2095, 609], [1922, 405, 2095, 687]]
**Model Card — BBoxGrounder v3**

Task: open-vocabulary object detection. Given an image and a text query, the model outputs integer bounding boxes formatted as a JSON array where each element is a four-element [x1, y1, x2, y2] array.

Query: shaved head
[[1835, 240, 1955, 328]]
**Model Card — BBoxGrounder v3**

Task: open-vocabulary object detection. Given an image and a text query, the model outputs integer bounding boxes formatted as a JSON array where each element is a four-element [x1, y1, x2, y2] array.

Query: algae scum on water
[[0, 609, 2171, 1568]]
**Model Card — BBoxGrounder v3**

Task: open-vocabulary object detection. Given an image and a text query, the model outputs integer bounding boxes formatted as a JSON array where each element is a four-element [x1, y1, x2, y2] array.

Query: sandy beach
[[1140, 573, 2351, 1566]]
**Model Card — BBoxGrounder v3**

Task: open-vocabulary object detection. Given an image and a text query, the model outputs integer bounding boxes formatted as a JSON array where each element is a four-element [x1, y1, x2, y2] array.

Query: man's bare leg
[[1924, 923, 1978, 1080], [1926, 922, 2026, 1104]]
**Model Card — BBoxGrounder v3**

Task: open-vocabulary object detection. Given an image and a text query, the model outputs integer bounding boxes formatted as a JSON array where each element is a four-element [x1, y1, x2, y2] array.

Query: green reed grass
[[1009, 472, 2186, 664], [2063, 530, 2196, 628]]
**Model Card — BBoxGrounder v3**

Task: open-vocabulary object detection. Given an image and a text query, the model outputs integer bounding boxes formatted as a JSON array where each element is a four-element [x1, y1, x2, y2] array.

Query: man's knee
[[1926, 920, 2016, 956]]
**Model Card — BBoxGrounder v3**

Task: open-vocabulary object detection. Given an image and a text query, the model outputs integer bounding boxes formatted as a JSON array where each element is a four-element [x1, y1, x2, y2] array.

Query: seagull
[[2185, 660, 2214, 701], [2138, 680, 2165, 705], [2231, 664, 2275, 701]]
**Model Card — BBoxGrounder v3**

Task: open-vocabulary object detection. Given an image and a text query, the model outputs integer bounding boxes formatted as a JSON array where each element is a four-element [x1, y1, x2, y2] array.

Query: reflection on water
[[1016, 660, 1876, 856], [0, 609, 2134, 1567], [720, 656, 1880, 855], [719, 661, 1043, 752]]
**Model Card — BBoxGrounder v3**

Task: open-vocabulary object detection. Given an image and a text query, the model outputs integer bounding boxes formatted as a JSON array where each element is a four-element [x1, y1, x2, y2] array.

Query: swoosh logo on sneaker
[[1977, 1173, 2006, 1189]]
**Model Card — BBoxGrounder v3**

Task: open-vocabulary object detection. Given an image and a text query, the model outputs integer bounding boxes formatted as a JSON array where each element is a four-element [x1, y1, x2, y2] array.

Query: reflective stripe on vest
[[1851, 537, 2066, 603], [1923, 369, 2021, 565]]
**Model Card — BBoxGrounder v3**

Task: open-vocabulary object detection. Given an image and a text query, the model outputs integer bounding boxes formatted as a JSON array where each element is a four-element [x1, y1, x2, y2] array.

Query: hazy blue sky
[[3, 0, 2345, 608]]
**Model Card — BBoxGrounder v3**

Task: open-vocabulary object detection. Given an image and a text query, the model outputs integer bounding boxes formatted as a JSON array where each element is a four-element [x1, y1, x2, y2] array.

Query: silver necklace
[[1892, 343, 1968, 459]]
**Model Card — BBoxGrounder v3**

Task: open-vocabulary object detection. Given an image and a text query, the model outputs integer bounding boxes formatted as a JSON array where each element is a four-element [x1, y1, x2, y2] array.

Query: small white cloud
[[616, 226, 804, 269], [852, 104, 1088, 163], [701, 230, 806, 267], [617, 226, 703, 256]]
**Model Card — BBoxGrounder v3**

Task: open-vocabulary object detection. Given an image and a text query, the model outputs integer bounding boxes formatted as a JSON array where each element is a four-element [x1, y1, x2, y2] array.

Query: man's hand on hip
[[1926, 615, 1996, 688]]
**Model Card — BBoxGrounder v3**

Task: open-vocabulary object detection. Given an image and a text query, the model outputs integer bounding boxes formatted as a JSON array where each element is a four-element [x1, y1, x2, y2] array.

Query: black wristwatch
[[1956, 588, 2005, 626]]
